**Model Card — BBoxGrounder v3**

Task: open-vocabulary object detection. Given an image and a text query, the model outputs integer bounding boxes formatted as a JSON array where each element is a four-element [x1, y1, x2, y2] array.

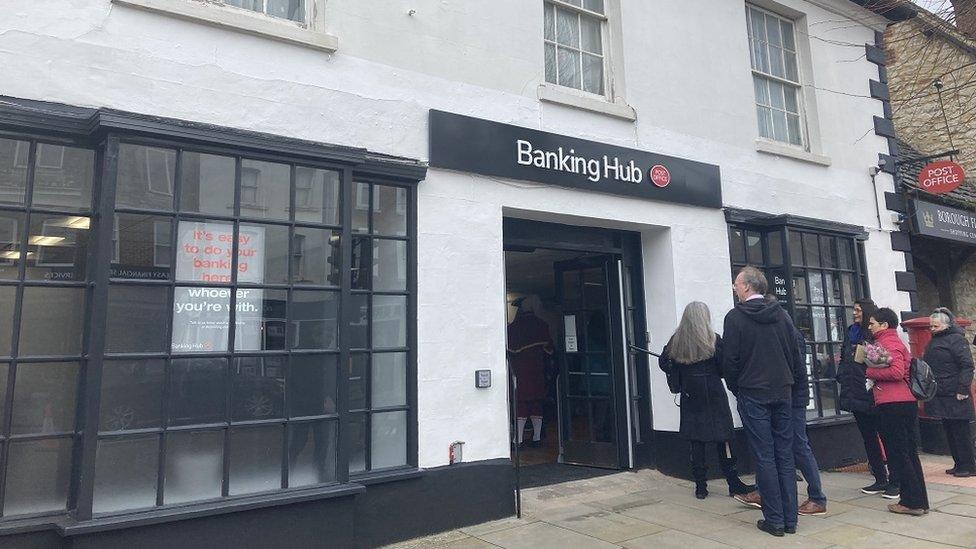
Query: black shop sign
[[910, 199, 976, 246], [428, 110, 723, 208]]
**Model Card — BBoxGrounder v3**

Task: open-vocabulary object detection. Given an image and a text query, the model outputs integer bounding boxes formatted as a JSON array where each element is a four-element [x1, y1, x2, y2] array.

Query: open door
[[554, 255, 629, 469]]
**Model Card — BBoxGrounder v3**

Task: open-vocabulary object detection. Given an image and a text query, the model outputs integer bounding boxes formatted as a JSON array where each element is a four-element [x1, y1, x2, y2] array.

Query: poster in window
[[172, 222, 266, 352]]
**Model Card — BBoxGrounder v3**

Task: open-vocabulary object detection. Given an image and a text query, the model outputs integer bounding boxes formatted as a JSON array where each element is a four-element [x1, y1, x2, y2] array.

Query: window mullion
[[335, 168, 353, 484]]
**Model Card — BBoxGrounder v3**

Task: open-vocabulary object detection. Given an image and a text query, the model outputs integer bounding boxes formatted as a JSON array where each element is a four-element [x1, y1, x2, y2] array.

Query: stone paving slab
[[387, 454, 976, 548]]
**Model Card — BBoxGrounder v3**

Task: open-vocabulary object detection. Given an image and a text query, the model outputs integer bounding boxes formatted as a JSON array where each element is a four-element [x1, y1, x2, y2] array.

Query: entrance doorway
[[503, 218, 649, 478]]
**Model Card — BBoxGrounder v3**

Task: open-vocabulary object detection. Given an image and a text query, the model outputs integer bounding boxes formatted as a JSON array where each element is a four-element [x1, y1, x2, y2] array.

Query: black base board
[[651, 419, 867, 480], [2, 460, 516, 549]]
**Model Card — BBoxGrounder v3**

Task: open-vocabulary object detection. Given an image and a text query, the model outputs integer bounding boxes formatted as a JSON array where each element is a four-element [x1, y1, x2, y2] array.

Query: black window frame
[[0, 105, 423, 526], [727, 220, 869, 425]]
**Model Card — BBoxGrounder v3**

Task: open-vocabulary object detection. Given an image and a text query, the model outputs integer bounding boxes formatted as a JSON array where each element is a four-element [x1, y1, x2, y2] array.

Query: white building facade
[[0, 0, 916, 546]]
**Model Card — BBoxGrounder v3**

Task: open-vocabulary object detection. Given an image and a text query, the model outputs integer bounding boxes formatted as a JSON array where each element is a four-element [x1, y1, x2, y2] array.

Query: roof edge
[[848, 0, 918, 22]]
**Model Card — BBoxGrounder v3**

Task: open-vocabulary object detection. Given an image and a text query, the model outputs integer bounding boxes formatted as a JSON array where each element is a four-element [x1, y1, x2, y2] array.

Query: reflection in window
[[0, 138, 29, 205], [99, 360, 165, 431], [32, 145, 94, 211], [288, 354, 338, 418], [288, 420, 337, 487], [11, 362, 79, 434], [168, 358, 226, 426], [229, 425, 283, 495], [234, 288, 287, 351], [232, 356, 285, 420], [112, 214, 172, 280], [163, 430, 223, 505], [93, 436, 159, 513], [28, 214, 90, 281], [240, 159, 289, 221], [290, 290, 339, 350], [180, 152, 235, 216], [3, 438, 74, 516], [19, 287, 85, 356], [106, 285, 170, 353]]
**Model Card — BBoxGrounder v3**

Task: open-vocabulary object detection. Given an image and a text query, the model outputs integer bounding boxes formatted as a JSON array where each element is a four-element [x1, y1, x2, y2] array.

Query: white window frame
[[112, 0, 338, 53], [240, 167, 261, 207], [220, 0, 308, 25], [145, 148, 175, 197], [355, 183, 370, 212], [12, 141, 29, 169], [153, 220, 172, 268], [747, 4, 806, 149], [544, 1, 609, 98], [36, 144, 65, 169], [538, 0, 635, 120]]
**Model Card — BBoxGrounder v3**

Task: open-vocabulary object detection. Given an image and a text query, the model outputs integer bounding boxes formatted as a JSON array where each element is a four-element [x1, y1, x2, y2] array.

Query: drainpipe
[[869, 166, 884, 230]]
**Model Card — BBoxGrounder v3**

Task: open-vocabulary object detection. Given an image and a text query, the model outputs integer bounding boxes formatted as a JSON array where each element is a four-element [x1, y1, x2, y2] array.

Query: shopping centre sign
[[910, 199, 976, 246], [429, 110, 722, 208]]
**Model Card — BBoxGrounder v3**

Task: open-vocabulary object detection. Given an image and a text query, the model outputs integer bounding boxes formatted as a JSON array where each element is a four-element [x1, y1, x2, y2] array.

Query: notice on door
[[564, 315, 579, 353], [171, 221, 266, 352]]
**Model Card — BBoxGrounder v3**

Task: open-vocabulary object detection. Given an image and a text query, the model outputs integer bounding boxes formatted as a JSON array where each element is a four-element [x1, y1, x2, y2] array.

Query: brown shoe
[[733, 490, 762, 509], [798, 499, 827, 516], [887, 503, 925, 516]]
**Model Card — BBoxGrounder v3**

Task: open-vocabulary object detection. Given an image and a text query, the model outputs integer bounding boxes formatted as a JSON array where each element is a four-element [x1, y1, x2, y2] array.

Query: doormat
[[517, 463, 618, 489]]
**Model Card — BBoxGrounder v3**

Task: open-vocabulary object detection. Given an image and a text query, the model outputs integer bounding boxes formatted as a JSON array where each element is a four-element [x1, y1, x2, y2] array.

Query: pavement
[[386, 453, 976, 549]]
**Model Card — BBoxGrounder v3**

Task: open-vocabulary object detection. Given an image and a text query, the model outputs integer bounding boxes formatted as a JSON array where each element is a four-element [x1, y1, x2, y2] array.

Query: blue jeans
[[792, 407, 826, 505], [737, 394, 797, 529]]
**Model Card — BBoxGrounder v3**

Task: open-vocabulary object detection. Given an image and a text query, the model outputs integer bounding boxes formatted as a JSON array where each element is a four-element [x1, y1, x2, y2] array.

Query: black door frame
[[502, 218, 652, 470]]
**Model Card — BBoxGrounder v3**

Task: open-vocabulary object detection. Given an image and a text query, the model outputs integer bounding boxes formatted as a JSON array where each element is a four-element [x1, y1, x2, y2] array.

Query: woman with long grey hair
[[659, 302, 754, 499]]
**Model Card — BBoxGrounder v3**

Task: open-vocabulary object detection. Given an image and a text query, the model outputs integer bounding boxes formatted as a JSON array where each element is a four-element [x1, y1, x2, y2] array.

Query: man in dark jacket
[[723, 267, 802, 537]]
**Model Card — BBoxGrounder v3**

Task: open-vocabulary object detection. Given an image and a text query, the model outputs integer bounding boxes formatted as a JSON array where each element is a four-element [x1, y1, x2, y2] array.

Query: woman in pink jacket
[[865, 308, 928, 516]]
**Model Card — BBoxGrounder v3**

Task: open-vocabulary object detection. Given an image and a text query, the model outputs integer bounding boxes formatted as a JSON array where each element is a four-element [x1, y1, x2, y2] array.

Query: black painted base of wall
[[3, 460, 515, 549], [651, 419, 867, 481]]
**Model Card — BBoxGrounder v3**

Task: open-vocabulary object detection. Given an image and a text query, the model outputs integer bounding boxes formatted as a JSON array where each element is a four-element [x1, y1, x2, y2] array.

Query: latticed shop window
[[728, 225, 869, 423]]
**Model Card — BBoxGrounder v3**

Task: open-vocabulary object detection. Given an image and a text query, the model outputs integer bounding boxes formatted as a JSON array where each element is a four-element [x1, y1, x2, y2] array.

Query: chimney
[[950, 0, 976, 38]]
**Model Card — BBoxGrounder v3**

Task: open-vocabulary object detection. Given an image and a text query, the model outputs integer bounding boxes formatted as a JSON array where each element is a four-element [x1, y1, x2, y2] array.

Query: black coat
[[659, 334, 734, 442], [721, 298, 802, 402], [923, 326, 975, 420], [836, 324, 874, 413]]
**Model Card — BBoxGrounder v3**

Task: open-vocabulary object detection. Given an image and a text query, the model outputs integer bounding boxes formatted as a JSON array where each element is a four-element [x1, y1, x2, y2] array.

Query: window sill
[[755, 139, 831, 167], [112, 0, 339, 53], [57, 483, 363, 537], [538, 84, 636, 122]]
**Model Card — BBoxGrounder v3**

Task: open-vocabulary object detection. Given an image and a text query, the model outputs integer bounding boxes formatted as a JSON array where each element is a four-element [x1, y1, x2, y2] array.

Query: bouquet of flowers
[[863, 343, 891, 391]]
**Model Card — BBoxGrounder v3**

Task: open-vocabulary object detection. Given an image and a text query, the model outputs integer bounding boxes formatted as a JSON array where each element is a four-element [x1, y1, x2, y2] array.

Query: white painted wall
[[0, 0, 910, 468]]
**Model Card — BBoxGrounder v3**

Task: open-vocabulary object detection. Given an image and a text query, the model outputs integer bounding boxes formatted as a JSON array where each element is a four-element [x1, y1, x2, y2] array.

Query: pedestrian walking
[[864, 307, 929, 516], [922, 308, 975, 477], [836, 299, 898, 497], [658, 302, 756, 500], [722, 266, 804, 536]]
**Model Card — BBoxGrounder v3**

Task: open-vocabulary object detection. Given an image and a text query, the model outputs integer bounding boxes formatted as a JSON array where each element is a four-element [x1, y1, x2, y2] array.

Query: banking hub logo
[[516, 139, 670, 188]]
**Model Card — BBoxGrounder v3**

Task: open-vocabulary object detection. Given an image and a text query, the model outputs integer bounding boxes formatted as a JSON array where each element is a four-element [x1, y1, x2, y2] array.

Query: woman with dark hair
[[659, 302, 754, 499], [836, 299, 896, 496], [922, 308, 975, 477], [865, 307, 929, 516]]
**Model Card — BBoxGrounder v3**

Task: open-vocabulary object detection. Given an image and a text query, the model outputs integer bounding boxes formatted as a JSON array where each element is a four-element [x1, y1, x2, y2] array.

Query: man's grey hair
[[738, 266, 768, 295]]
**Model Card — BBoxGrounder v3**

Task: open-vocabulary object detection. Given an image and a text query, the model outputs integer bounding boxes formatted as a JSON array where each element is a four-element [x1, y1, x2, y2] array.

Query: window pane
[[288, 354, 338, 418], [288, 420, 337, 487], [828, 307, 844, 342], [232, 356, 285, 421], [756, 106, 774, 139], [235, 288, 287, 351], [818, 381, 839, 416], [239, 222, 288, 285], [812, 307, 828, 342], [32, 145, 94, 211], [580, 15, 602, 54], [372, 295, 406, 349], [348, 413, 366, 473], [821, 237, 837, 269], [828, 272, 842, 305], [766, 15, 782, 47], [784, 86, 799, 113], [26, 213, 90, 281], [113, 214, 172, 280], [373, 185, 407, 237], [583, 0, 604, 13], [168, 358, 226, 426], [745, 231, 763, 264], [769, 46, 785, 78], [0, 138, 29, 205], [771, 110, 788, 142], [240, 159, 290, 221], [372, 352, 407, 408], [749, 8, 767, 41], [794, 306, 812, 341], [781, 20, 796, 50], [0, 286, 14, 355], [348, 354, 367, 411], [787, 114, 802, 146], [175, 220, 239, 284], [99, 360, 165, 431], [729, 227, 746, 264], [803, 233, 820, 267], [793, 273, 808, 303], [294, 167, 340, 226], [544, 3, 555, 41], [180, 152, 235, 217], [373, 239, 407, 292], [753, 76, 770, 106], [556, 7, 579, 47], [352, 183, 369, 233], [20, 287, 85, 356], [838, 239, 854, 270], [11, 362, 78, 434], [785, 52, 799, 82], [290, 290, 338, 350], [266, 0, 305, 22], [371, 411, 407, 469], [582, 53, 604, 95], [292, 227, 340, 286], [106, 284, 170, 353], [557, 48, 581, 89], [348, 293, 369, 349], [163, 430, 223, 504], [351, 236, 369, 290], [545, 43, 557, 84], [808, 271, 825, 304], [788, 231, 803, 266], [3, 438, 73, 516], [0, 364, 7, 428], [171, 286, 230, 353], [0, 210, 25, 279], [229, 425, 282, 496], [768, 80, 786, 110], [767, 231, 784, 265], [840, 273, 854, 303], [93, 436, 159, 513], [117, 144, 176, 210]]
